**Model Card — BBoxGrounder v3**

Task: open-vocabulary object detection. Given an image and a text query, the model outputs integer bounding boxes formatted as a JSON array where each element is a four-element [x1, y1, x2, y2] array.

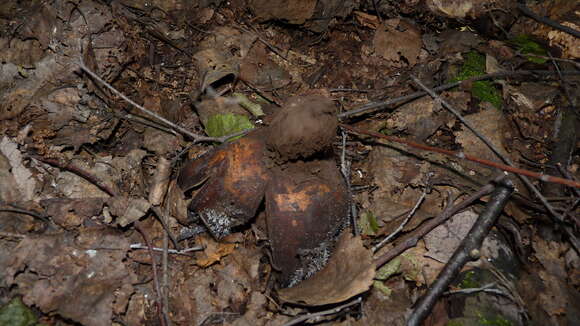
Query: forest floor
[[0, 1, 579, 325]]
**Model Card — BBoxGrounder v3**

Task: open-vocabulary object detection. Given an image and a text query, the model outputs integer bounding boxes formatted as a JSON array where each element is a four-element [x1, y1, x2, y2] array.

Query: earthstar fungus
[[178, 95, 348, 287]]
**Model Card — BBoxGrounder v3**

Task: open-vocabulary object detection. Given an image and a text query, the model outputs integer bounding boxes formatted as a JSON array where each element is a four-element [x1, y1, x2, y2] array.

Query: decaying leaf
[[148, 157, 171, 206], [107, 196, 151, 227], [5, 230, 134, 326], [277, 233, 375, 305], [249, 0, 317, 25], [0, 136, 36, 202], [373, 18, 422, 67], [195, 235, 237, 268]]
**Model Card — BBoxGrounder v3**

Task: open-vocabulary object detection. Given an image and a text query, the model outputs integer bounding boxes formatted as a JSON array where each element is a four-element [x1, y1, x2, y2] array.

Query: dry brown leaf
[[249, 0, 317, 25], [5, 230, 134, 326], [148, 157, 171, 206], [373, 18, 422, 67], [196, 236, 237, 268], [277, 233, 375, 306]]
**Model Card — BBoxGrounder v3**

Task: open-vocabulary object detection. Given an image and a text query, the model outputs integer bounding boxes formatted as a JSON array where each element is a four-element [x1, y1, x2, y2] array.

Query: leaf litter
[[0, 0, 579, 325]]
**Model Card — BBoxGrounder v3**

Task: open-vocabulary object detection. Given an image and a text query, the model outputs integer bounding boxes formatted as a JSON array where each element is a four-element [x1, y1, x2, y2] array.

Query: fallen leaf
[[373, 18, 422, 66], [195, 234, 237, 268], [277, 233, 375, 306], [0, 136, 36, 202], [5, 230, 134, 326]]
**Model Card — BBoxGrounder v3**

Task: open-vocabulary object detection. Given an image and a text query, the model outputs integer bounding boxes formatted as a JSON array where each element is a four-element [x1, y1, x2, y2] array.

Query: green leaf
[[205, 113, 254, 141], [0, 297, 38, 326]]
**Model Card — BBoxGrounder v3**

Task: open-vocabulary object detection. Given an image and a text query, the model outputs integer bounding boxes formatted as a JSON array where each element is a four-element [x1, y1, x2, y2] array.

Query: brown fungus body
[[177, 132, 269, 239], [267, 95, 338, 161], [266, 160, 348, 287]]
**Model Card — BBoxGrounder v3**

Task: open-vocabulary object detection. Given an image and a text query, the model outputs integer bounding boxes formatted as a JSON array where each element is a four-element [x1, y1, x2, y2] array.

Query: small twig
[[443, 282, 521, 305], [372, 0, 383, 22], [112, 110, 177, 136], [0, 202, 49, 222], [338, 70, 580, 118], [238, 24, 289, 61], [130, 243, 204, 255], [443, 282, 497, 295], [241, 80, 281, 106], [406, 179, 514, 326], [374, 175, 504, 269], [77, 59, 250, 144], [372, 178, 430, 253], [161, 206, 171, 326], [0, 231, 26, 239], [410, 76, 580, 252], [330, 88, 370, 93], [340, 129, 359, 236], [151, 207, 180, 250], [135, 223, 167, 326], [281, 297, 362, 326], [411, 75, 514, 166], [517, 3, 580, 38], [34, 156, 118, 196], [340, 124, 580, 189], [517, 53, 580, 69]]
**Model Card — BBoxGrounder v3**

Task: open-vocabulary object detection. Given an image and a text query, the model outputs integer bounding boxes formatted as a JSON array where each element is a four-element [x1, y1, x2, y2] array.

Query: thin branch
[[282, 297, 362, 326], [0, 231, 26, 239], [34, 156, 118, 196], [151, 207, 180, 250], [77, 60, 250, 144], [340, 129, 358, 236], [374, 175, 504, 269], [0, 202, 49, 222], [372, 178, 430, 253], [443, 282, 496, 295], [340, 124, 580, 189], [135, 223, 167, 326], [338, 70, 580, 118], [443, 283, 520, 304], [130, 243, 204, 255], [517, 3, 580, 38], [410, 76, 580, 252], [406, 179, 514, 326], [161, 206, 171, 326]]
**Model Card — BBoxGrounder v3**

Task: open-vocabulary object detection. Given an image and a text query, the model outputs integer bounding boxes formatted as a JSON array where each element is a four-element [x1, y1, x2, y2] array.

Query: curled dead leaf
[[277, 233, 375, 306]]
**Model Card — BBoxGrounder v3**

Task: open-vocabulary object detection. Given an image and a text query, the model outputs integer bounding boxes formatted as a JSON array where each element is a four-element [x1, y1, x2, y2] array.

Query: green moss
[[509, 35, 548, 64], [359, 211, 380, 235], [0, 297, 38, 326], [445, 321, 464, 326], [375, 257, 401, 280], [205, 113, 254, 141], [452, 51, 503, 109], [459, 270, 480, 289], [478, 313, 513, 326], [373, 280, 393, 297]]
